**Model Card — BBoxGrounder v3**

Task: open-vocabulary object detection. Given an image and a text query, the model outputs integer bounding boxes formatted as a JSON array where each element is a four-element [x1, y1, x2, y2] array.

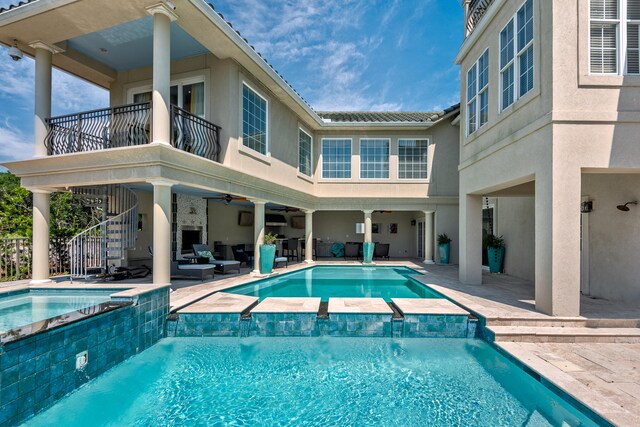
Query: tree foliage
[[0, 172, 98, 239]]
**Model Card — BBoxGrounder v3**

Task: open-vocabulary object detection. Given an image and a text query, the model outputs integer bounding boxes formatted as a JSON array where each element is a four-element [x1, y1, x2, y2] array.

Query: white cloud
[[217, 0, 401, 112], [0, 46, 108, 115], [0, 119, 32, 162]]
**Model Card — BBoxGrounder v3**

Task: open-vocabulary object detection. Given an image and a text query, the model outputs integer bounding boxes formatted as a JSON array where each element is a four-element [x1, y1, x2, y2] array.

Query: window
[[132, 80, 205, 117], [590, 0, 640, 74], [500, 0, 534, 111], [322, 139, 351, 179], [360, 139, 389, 179], [398, 139, 429, 180], [467, 49, 489, 135], [242, 83, 268, 155], [298, 128, 312, 176]]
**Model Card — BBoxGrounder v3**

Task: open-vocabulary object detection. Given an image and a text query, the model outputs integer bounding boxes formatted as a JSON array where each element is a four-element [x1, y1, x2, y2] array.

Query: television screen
[[238, 211, 253, 226], [291, 216, 305, 229]]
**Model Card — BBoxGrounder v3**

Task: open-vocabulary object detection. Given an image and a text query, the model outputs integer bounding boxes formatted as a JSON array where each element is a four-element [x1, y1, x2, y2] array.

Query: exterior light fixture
[[580, 201, 593, 213], [616, 201, 637, 212], [7, 39, 22, 61]]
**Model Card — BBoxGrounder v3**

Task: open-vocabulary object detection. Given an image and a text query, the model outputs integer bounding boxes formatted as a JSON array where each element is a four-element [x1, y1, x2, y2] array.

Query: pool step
[[487, 325, 640, 343]]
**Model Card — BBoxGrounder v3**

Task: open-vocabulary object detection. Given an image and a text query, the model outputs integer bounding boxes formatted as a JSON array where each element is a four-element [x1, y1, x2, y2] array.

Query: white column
[[32, 45, 52, 157], [252, 200, 266, 275], [363, 210, 373, 243], [30, 188, 52, 284], [535, 170, 581, 316], [423, 211, 435, 264], [147, 2, 178, 145], [151, 180, 173, 284], [459, 194, 483, 284], [304, 209, 315, 263]]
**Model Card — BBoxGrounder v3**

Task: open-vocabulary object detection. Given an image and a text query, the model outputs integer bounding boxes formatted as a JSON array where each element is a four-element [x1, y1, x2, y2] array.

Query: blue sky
[[0, 0, 463, 164]]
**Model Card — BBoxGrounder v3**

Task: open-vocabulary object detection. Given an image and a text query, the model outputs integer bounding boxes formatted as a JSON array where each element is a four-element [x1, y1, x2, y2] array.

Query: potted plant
[[437, 233, 451, 264], [485, 234, 505, 273], [259, 232, 278, 274]]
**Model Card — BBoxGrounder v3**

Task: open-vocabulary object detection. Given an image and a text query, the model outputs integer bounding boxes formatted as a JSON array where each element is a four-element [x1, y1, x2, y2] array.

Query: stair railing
[[68, 185, 138, 279]]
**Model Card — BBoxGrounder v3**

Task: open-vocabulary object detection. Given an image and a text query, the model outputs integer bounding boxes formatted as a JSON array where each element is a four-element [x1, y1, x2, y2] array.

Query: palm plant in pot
[[484, 234, 505, 273], [259, 232, 278, 274], [437, 233, 452, 264]]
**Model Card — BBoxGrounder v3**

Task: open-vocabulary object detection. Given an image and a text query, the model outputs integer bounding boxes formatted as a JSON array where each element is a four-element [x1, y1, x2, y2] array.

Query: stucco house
[[457, 0, 640, 316], [0, 0, 460, 285]]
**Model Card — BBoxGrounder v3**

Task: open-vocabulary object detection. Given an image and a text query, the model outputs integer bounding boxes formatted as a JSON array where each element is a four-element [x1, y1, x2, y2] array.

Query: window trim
[[320, 137, 353, 180], [467, 48, 490, 136], [588, 0, 640, 75], [499, 0, 535, 112], [297, 126, 313, 177], [358, 137, 391, 180], [240, 80, 270, 157], [397, 137, 431, 181]]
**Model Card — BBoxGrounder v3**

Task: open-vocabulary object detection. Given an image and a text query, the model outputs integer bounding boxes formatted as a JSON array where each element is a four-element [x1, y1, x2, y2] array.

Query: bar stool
[[287, 237, 299, 261]]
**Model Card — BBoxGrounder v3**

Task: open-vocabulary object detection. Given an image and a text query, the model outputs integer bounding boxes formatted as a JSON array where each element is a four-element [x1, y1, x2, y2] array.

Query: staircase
[[68, 185, 138, 279]]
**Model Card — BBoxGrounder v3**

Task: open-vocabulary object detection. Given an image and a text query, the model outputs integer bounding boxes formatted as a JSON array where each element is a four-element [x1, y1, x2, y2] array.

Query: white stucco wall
[[495, 197, 535, 282], [582, 174, 640, 302]]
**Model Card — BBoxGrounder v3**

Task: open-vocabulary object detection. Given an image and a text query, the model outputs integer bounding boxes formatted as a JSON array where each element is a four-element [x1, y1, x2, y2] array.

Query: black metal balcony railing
[[171, 105, 220, 162], [45, 102, 221, 162], [466, 0, 494, 37]]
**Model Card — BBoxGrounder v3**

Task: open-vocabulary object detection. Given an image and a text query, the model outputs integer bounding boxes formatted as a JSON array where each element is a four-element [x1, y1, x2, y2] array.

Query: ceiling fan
[[206, 194, 248, 205], [269, 206, 301, 213]]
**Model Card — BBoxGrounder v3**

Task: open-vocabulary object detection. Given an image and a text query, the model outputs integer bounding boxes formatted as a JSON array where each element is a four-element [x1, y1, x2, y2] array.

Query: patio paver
[[328, 298, 393, 314]]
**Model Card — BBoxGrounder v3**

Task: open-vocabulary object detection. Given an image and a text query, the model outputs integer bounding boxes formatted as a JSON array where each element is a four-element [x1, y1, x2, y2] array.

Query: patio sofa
[[192, 244, 241, 274]]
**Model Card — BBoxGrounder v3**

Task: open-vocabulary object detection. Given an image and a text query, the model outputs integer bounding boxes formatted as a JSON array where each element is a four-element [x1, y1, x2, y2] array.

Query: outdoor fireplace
[[181, 226, 203, 254]]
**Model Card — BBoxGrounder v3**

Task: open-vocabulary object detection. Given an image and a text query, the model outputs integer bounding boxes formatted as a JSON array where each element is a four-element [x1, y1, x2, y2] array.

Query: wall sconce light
[[580, 201, 593, 213], [410, 220, 416, 226], [616, 201, 637, 212]]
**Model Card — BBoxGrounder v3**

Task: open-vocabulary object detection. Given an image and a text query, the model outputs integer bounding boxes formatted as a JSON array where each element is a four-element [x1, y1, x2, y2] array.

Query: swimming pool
[[0, 290, 113, 332], [228, 266, 441, 301], [25, 337, 600, 426]]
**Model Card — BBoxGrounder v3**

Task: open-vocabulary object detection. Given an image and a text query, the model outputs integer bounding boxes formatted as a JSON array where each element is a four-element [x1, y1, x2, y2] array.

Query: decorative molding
[[146, 178, 176, 187], [28, 41, 64, 54], [25, 187, 52, 194], [146, 1, 179, 21]]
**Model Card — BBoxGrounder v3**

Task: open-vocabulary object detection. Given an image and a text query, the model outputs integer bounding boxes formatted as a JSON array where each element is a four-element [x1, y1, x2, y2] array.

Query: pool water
[[0, 291, 112, 331], [228, 266, 441, 301], [26, 337, 598, 426]]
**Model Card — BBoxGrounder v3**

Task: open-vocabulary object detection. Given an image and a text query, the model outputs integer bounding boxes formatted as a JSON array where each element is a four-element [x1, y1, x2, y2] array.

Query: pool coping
[[169, 263, 429, 312], [0, 300, 133, 345]]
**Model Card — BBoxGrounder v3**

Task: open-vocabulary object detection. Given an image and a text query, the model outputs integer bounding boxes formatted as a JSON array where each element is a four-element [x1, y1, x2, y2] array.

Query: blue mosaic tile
[[0, 287, 169, 426]]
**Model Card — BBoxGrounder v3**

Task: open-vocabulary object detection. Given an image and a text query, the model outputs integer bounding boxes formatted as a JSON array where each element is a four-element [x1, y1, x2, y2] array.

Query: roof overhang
[[455, 0, 505, 65]]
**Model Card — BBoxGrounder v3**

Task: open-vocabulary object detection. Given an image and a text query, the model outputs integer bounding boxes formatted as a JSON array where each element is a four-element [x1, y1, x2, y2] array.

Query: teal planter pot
[[259, 244, 276, 274], [363, 242, 375, 264], [438, 243, 450, 264], [488, 247, 505, 273]]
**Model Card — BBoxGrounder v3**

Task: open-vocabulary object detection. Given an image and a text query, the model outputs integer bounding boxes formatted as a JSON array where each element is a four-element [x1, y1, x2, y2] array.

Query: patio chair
[[374, 243, 390, 260], [344, 242, 360, 260], [192, 244, 241, 274], [232, 245, 253, 269], [285, 238, 299, 261], [274, 250, 288, 268], [170, 261, 215, 282]]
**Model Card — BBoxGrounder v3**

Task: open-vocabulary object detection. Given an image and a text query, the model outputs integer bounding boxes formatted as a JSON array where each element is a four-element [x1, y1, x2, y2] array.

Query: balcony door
[[130, 78, 205, 118]]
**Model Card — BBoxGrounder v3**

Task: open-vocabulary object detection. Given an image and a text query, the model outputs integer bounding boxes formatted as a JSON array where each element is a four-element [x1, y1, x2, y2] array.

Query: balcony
[[45, 102, 221, 162], [466, 0, 494, 37]]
